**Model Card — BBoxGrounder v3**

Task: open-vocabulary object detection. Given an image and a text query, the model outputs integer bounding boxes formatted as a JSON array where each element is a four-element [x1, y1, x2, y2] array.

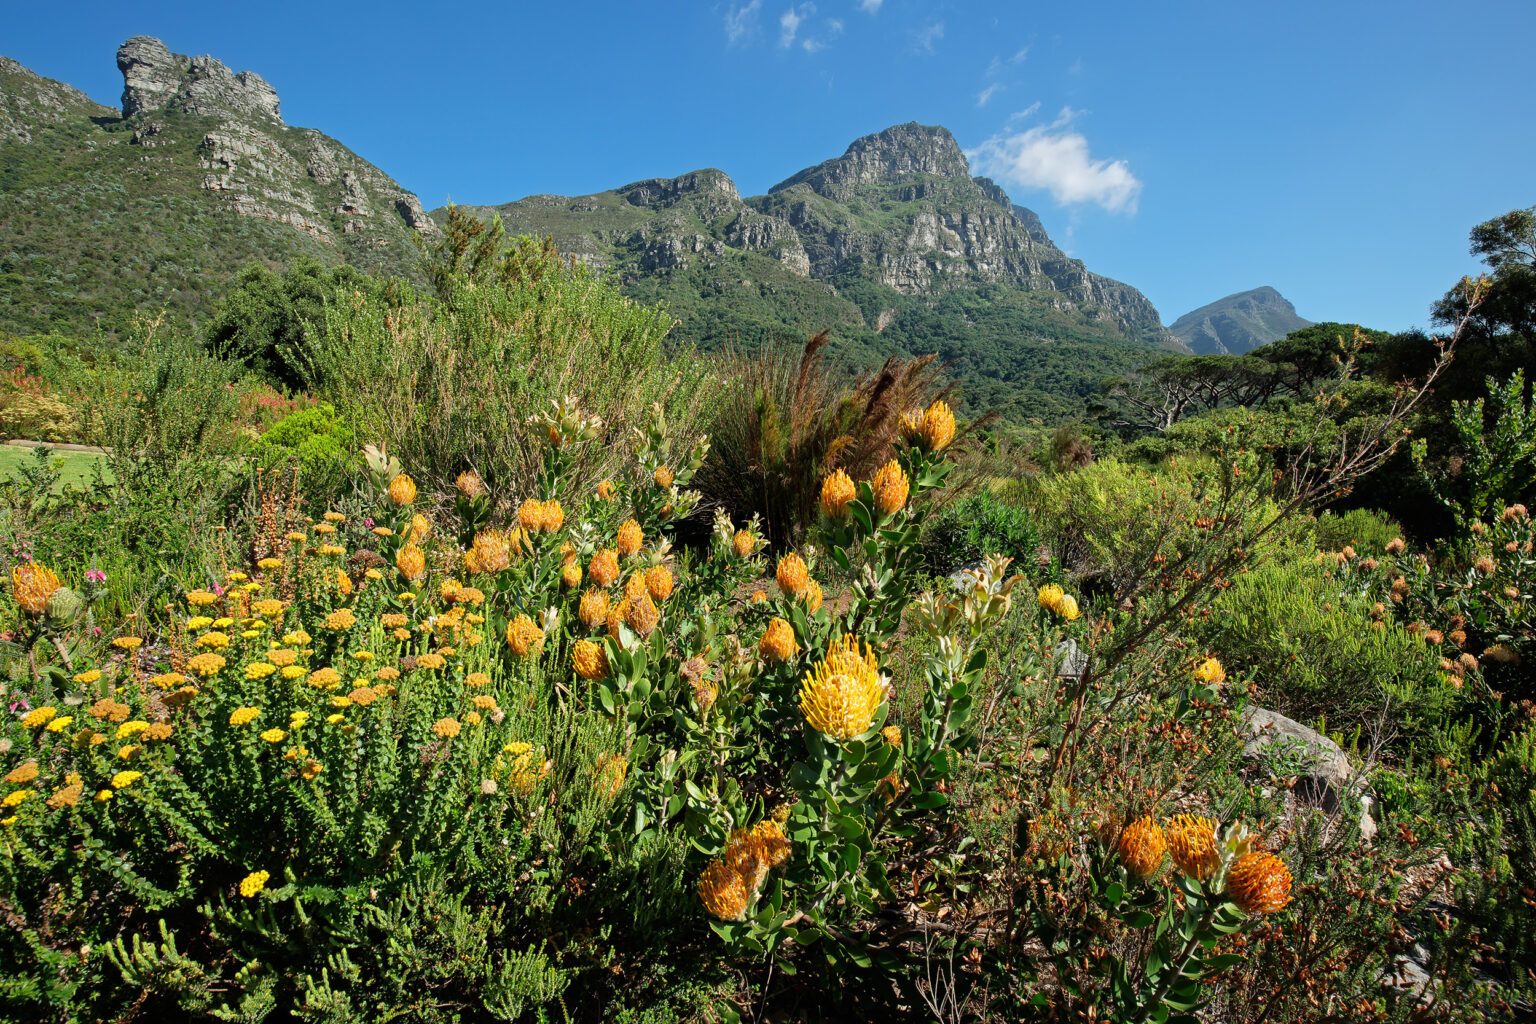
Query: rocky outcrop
[[769, 122, 972, 202], [118, 36, 281, 124], [1242, 706, 1376, 839]]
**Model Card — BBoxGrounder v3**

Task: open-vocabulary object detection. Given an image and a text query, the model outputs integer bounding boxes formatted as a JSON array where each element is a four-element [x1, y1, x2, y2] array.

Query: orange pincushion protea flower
[[395, 546, 426, 581], [561, 562, 582, 588], [698, 860, 752, 921], [625, 593, 660, 638], [820, 469, 856, 520], [799, 635, 885, 741], [617, 519, 643, 557], [1165, 815, 1221, 880], [776, 553, 809, 597], [505, 614, 545, 658], [595, 752, 628, 798], [517, 499, 544, 532], [1118, 817, 1167, 880], [646, 564, 674, 602], [596, 479, 615, 501], [13, 563, 61, 615], [870, 460, 909, 516], [732, 529, 756, 558], [1225, 851, 1293, 914], [578, 589, 610, 631], [455, 469, 488, 499], [589, 549, 620, 588], [623, 572, 649, 603], [472, 530, 511, 573], [801, 578, 823, 614], [572, 639, 607, 679], [388, 474, 417, 506], [759, 617, 798, 664], [654, 466, 674, 489]]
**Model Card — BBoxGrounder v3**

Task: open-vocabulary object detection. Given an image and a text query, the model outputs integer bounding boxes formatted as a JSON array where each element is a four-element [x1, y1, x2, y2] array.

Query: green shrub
[[920, 486, 1039, 572], [1197, 548, 1451, 734], [1312, 506, 1403, 554], [305, 236, 713, 500]]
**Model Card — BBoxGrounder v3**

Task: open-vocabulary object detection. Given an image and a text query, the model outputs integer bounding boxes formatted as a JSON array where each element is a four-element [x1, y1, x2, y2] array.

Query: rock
[[1243, 706, 1376, 838], [118, 36, 282, 124]]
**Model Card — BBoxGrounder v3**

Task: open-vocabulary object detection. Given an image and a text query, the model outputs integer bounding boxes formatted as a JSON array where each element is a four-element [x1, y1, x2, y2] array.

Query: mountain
[[1169, 286, 1313, 355], [446, 123, 1186, 422], [0, 38, 434, 336]]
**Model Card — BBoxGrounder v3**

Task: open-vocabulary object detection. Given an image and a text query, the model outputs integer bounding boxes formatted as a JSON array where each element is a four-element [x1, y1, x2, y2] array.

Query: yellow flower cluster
[[239, 870, 270, 897], [1037, 584, 1081, 621], [517, 498, 564, 533], [899, 399, 956, 453], [870, 460, 909, 516], [13, 562, 62, 615], [505, 614, 545, 658], [820, 468, 856, 520]]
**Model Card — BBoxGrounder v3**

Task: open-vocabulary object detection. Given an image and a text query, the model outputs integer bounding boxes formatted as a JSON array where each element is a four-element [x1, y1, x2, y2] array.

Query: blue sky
[[8, 1, 1534, 331]]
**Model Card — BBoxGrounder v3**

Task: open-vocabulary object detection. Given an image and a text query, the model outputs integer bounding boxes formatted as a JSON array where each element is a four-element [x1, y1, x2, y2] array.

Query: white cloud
[[724, 0, 762, 44], [912, 21, 944, 52], [1010, 45, 1030, 63], [780, 3, 812, 47], [802, 17, 843, 51], [967, 110, 1142, 214], [976, 83, 1003, 107], [858, 0, 883, 11]]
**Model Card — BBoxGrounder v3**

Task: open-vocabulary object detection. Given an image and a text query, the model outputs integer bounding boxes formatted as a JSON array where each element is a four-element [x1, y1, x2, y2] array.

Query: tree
[[1250, 322, 1391, 396], [1094, 355, 1284, 433]]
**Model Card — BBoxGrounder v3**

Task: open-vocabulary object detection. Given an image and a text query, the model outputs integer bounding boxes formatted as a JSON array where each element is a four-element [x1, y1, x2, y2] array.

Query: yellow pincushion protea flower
[[759, 617, 798, 664], [698, 860, 753, 921], [455, 469, 488, 499], [472, 530, 511, 573], [239, 870, 270, 897], [408, 513, 432, 545], [13, 562, 61, 615], [395, 545, 426, 582], [505, 614, 545, 658], [1225, 851, 1293, 914], [617, 519, 643, 558], [732, 529, 756, 558], [517, 498, 544, 532], [1193, 658, 1226, 685], [820, 469, 856, 520], [799, 635, 886, 741], [1037, 584, 1064, 613], [870, 459, 909, 516], [1057, 594, 1080, 621], [388, 474, 417, 505], [561, 562, 583, 589], [645, 565, 674, 602], [1118, 817, 1167, 880], [776, 553, 809, 597], [654, 465, 674, 489], [1165, 815, 1221, 880], [917, 400, 956, 452], [540, 500, 564, 532], [623, 572, 649, 603], [589, 549, 620, 588], [578, 589, 610, 631], [572, 639, 607, 679]]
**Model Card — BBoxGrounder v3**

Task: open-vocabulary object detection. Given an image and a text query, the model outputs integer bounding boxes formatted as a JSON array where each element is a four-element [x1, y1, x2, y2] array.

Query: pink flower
[[213, 584, 226, 597], [85, 570, 107, 584], [364, 518, 375, 528]]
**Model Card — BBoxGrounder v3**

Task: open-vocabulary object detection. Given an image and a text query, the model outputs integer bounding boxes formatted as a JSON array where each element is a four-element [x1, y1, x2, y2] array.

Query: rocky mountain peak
[[117, 36, 281, 124], [769, 122, 970, 200], [1170, 287, 1313, 355], [617, 168, 740, 210]]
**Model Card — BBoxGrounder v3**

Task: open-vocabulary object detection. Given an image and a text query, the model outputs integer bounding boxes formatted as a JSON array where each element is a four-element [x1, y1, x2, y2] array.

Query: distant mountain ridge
[[450, 123, 1186, 420], [1170, 286, 1313, 354], [0, 38, 434, 335]]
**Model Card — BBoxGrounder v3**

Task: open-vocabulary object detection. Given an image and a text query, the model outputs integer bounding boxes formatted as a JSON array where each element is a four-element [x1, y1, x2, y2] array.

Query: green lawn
[[0, 445, 112, 489]]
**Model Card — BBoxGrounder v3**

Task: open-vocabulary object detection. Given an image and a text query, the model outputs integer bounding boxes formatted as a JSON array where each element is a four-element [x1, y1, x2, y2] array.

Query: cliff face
[[471, 122, 1179, 351], [0, 39, 438, 334], [1170, 286, 1313, 354]]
